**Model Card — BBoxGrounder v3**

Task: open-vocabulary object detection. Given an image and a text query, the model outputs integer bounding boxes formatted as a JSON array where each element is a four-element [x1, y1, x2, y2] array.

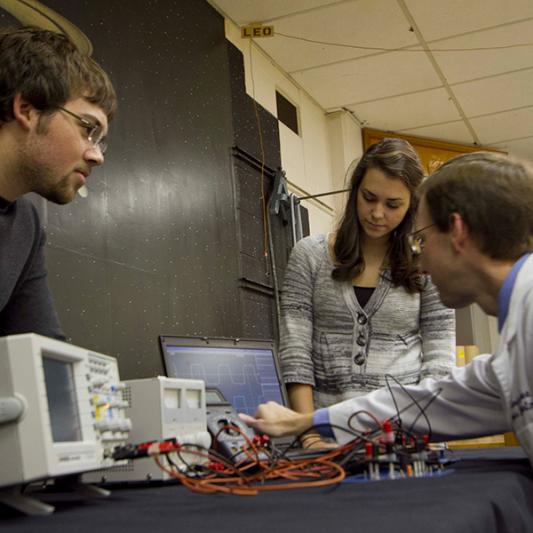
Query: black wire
[[181, 442, 243, 478], [347, 411, 384, 439], [382, 374, 435, 440], [335, 436, 372, 470], [385, 374, 403, 433], [172, 444, 210, 478], [406, 388, 443, 437], [344, 380, 445, 444]]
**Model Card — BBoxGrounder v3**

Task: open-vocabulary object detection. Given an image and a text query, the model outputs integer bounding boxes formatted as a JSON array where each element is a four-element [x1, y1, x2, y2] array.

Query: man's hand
[[238, 401, 314, 437]]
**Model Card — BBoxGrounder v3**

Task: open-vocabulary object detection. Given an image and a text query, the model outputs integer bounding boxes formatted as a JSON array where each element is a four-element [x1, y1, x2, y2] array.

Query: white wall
[[456, 303, 500, 355], [326, 111, 364, 221], [225, 20, 362, 236]]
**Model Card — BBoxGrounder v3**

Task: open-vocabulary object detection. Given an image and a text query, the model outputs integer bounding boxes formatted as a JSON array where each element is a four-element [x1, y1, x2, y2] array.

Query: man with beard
[[0, 26, 116, 338]]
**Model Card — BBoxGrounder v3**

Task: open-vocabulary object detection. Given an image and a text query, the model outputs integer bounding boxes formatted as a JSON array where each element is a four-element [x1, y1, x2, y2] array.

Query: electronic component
[[0, 334, 130, 514], [85, 376, 210, 483], [205, 388, 266, 463]]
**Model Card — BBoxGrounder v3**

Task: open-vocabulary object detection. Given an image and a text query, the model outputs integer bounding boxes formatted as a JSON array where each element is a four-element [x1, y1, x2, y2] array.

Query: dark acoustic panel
[[238, 209, 268, 261], [230, 139, 292, 285], [166, 249, 242, 338], [4, 2, 292, 377], [228, 45, 281, 169], [106, 262, 171, 377], [240, 289, 276, 339], [239, 253, 271, 289], [45, 247, 112, 355], [43, 0, 237, 272], [233, 158, 268, 215]]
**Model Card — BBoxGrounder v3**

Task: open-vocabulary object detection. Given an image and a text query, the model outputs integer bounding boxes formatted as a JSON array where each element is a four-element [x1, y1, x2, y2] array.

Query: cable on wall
[[275, 31, 533, 53]]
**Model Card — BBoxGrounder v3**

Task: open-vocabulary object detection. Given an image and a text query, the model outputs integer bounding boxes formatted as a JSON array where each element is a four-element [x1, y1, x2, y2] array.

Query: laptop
[[159, 335, 315, 454]]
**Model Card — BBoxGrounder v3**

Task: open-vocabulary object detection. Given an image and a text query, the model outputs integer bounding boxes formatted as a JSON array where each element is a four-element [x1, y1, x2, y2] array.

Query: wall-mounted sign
[[241, 25, 274, 38]]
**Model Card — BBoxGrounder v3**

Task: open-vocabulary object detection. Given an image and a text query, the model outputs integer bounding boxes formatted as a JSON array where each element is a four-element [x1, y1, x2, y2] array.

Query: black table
[[1, 448, 532, 533]]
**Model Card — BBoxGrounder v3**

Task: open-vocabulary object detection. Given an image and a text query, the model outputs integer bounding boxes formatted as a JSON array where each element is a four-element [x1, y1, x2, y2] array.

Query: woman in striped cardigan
[[279, 138, 456, 448]]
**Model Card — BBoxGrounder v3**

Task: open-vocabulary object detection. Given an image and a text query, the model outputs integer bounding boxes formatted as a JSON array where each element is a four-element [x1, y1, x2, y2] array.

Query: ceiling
[[208, 0, 533, 161]]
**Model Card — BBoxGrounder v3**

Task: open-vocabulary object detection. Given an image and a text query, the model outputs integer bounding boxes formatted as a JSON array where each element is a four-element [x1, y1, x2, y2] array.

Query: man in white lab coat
[[240, 151, 533, 466]]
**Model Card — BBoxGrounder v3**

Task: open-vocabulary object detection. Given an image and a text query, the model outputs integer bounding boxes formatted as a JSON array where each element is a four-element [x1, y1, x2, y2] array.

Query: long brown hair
[[332, 138, 425, 292]]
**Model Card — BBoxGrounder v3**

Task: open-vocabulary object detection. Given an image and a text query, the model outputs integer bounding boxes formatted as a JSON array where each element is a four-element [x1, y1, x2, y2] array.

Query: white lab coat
[[328, 255, 533, 467]]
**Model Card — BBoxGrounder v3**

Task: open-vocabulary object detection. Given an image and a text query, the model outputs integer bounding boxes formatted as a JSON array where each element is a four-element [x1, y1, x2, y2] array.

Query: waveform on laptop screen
[[164, 346, 284, 416]]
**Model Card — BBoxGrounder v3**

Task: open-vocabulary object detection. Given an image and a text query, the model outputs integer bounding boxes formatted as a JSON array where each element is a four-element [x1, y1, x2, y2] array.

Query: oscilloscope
[[0, 334, 131, 500]]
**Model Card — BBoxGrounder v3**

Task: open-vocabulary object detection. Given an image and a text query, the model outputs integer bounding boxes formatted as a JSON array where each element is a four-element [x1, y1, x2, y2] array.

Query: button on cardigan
[[279, 234, 456, 409]]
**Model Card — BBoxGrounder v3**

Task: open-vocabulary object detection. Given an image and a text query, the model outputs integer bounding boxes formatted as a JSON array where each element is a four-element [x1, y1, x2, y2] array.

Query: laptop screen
[[159, 336, 287, 416]]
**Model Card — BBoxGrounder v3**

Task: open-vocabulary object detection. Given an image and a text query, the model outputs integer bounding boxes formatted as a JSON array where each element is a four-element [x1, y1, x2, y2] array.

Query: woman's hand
[[299, 433, 338, 450]]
